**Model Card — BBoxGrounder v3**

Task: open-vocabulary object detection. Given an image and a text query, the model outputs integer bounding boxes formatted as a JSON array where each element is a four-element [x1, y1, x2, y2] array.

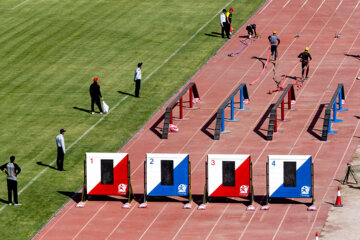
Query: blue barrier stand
[[221, 109, 232, 133], [337, 90, 348, 111], [235, 87, 249, 111], [328, 118, 338, 134], [225, 97, 240, 122], [331, 98, 342, 123]]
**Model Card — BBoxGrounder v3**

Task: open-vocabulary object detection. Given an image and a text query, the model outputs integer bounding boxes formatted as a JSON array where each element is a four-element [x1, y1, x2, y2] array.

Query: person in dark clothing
[[89, 78, 103, 114], [246, 24, 256, 38], [268, 31, 280, 60], [227, 8, 234, 34], [298, 47, 312, 80], [56, 129, 66, 171], [0, 156, 21, 205], [134, 63, 143, 97]]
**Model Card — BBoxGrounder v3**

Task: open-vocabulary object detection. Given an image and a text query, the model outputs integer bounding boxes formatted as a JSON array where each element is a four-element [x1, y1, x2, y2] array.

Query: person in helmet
[[268, 31, 280, 60], [298, 47, 312, 80]]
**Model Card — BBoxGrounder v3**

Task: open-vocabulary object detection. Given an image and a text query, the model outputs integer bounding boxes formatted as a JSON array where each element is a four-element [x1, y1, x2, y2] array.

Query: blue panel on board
[[148, 156, 189, 196], [270, 157, 312, 198]]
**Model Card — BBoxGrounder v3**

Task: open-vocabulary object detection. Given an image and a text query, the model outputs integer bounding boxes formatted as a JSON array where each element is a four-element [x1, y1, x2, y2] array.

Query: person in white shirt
[[220, 9, 230, 39], [55, 129, 66, 171], [134, 62, 142, 98]]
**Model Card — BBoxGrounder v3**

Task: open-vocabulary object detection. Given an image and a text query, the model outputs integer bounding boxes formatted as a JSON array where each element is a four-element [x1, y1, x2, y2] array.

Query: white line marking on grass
[[138, 204, 168, 240], [283, 0, 291, 8], [12, 0, 31, 9], [0, 1, 229, 213], [336, 0, 343, 10], [259, 0, 273, 14], [72, 202, 108, 240]]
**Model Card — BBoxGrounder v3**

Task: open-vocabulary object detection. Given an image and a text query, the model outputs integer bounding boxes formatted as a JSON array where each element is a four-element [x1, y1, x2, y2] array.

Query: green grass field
[[0, 0, 263, 238]]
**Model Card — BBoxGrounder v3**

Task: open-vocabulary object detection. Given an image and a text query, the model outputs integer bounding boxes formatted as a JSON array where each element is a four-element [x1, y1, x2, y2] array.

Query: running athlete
[[268, 31, 280, 61], [298, 47, 312, 80]]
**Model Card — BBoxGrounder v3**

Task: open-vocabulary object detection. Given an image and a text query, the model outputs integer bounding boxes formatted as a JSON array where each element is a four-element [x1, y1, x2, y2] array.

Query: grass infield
[[0, 0, 262, 238]]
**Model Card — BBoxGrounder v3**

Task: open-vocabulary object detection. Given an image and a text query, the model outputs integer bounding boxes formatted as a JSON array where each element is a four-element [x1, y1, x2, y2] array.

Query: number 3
[[211, 160, 215, 165]]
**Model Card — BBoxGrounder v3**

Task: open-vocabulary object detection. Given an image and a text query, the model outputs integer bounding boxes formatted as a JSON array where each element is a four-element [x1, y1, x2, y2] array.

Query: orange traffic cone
[[334, 187, 343, 207], [315, 232, 319, 240]]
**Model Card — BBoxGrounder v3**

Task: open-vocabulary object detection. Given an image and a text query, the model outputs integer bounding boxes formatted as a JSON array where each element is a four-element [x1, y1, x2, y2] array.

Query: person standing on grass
[[220, 9, 230, 39], [298, 47, 312, 80], [56, 129, 66, 171], [90, 77, 103, 114], [0, 156, 21, 205], [268, 31, 280, 61], [227, 8, 234, 35], [134, 62, 142, 98]]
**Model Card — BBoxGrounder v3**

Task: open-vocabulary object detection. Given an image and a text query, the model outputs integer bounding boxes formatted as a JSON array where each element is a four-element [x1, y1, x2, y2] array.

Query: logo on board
[[301, 186, 310, 196], [178, 184, 187, 194], [118, 184, 127, 194]]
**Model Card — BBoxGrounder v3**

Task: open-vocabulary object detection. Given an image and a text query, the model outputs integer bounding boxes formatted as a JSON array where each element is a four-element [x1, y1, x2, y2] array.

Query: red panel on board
[[209, 157, 250, 197], [88, 155, 128, 195]]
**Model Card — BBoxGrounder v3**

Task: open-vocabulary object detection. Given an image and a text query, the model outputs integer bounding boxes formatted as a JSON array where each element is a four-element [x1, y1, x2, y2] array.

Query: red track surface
[[34, 0, 360, 239]]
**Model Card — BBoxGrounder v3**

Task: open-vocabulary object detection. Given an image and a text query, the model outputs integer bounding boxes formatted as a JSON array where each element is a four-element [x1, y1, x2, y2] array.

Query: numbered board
[[268, 155, 312, 198], [86, 153, 129, 196], [146, 153, 189, 197], [208, 154, 250, 197]]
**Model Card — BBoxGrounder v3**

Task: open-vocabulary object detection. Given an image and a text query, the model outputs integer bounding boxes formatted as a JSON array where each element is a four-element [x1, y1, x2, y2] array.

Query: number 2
[[150, 158, 154, 164]]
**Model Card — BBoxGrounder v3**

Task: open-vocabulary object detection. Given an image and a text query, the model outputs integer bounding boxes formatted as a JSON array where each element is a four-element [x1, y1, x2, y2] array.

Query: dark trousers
[[57, 147, 64, 170], [302, 61, 310, 77], [271, 45, 278, 60], [7, 179, 18, 204], [135, 80, 141, 97], [91, 98, 103, 112], [221, 22, 230, 38]]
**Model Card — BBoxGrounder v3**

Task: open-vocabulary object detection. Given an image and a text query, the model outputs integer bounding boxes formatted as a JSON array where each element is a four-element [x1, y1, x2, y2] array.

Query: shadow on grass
[[73, 107, 91, 113], [253, 104, 274, 140], [57, 191, 82, 203], [307, 104, 325, 140], [201, 112, 217, 139], [36, 161, 57, 171], [0, 198, 8, 204], [150, 113, 165, 139], [204, 32, 222, 38], [118, 91, 135, 97]]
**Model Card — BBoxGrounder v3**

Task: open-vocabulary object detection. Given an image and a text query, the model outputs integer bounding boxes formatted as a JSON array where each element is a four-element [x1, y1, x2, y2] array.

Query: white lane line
[[283, 0, 291, 8], [205, 204, 230, 240], [12, 0, 31, 9], [316, 0, 326, 13], [336, 0, 343, 10], [356, 0, 360, 8], [105, 202, 138, 240], [301, 0, 309, 8], [259, 0, 273, 14], [0, 0, 229, 213], [72, 202, 108, 240], [171, 207, 197, 240], [138, 204, 168, 240]]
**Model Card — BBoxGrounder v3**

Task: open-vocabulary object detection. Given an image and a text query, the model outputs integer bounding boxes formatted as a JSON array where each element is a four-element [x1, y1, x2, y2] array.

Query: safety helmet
[[273, 30, 277, 34], [305, 47, 309, 51]]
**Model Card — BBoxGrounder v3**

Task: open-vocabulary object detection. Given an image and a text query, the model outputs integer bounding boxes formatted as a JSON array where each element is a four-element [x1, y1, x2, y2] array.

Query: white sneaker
[[14, 203, 22, 206], [91, 112, 95, 115], [100, 112, 103, 114], [8, 203, 12, 205]]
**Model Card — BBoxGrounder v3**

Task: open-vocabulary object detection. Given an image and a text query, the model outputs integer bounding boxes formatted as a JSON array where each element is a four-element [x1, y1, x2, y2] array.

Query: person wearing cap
[[220, 9, 230, 39], [227, 8, 234, 34], [134, 63, 142, 98], [0, 156, 21, 205], [298, 47, 312, 80], [89, 77, 103, 114], [268, 31, 280, 61], [56, 129, 66, 171]]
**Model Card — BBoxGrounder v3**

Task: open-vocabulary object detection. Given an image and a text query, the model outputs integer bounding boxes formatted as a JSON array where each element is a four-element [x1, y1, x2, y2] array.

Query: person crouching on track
[[298, 47, 312, 81], [268, 30, 280, 61], [246, 24, 257, 38]]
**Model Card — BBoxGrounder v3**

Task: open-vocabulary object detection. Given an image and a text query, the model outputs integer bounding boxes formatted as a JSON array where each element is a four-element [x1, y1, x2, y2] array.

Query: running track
[[34, 0, 360, 239]]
